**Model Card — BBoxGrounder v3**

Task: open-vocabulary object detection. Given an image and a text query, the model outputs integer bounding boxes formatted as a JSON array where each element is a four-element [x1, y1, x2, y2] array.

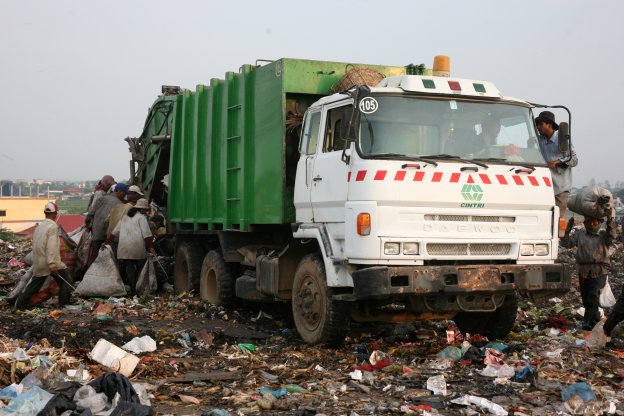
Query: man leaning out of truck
[[535, 111, 578, 218], [561, 206, 617, 330]]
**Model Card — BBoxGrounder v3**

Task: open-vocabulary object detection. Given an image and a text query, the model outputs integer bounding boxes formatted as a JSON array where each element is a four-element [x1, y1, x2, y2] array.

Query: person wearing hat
[[535, 111, 578, 217], [561, 210, 617, 330], [106, 198, 156, 296], [14, 202, 73, 311], [126, 185, 144, 205], [85, 182, 127, 268]]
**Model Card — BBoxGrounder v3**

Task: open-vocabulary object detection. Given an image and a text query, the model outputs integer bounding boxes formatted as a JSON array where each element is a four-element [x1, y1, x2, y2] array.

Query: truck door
[[294, 110, 321, 223], [310, 103, 352, 222]]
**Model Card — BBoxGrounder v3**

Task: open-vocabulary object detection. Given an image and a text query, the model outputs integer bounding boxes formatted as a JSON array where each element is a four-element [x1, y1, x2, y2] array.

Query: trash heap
[[0, 237, 623, 414]]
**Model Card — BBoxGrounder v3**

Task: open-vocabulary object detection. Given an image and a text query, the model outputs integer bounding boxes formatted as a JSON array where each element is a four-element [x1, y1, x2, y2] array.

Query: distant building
[[16, 214, 85, 236], [0, 197, 50, 232]]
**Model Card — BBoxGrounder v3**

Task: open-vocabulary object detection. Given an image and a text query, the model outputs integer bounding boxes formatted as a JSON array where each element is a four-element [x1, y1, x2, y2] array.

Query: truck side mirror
[[558, 122, 570, 153]]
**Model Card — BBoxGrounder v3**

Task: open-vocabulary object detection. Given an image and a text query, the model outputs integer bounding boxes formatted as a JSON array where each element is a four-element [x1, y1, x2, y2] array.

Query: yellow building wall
[[0, 197, 50, 232]]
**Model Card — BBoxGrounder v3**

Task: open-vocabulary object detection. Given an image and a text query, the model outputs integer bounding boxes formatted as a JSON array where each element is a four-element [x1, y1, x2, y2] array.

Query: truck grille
[[425, 214, 515, 223], [427, 243, 511, 256]]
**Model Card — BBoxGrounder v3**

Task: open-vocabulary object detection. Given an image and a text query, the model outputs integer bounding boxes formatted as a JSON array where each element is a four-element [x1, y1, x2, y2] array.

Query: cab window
[[300, 111, 321, 155]]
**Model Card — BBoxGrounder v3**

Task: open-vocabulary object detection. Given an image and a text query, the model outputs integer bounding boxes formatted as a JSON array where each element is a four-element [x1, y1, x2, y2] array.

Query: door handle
[[313, 175, 323, 182]]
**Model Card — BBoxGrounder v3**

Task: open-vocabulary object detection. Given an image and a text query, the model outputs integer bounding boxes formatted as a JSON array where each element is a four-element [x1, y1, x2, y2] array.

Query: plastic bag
[[74, 246, 126, 297], [74, 385, 109, 413], [451, 395, 508, 416], [600, 278, 616, 308], [2, 385, 54, 415], [135, 258, 157, 295], [561, 382, 596, 401], [587, 320, 608, 349]]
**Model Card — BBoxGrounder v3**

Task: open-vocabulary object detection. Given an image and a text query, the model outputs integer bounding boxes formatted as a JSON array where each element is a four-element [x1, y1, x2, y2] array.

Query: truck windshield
[[358, 95, 545, 165]]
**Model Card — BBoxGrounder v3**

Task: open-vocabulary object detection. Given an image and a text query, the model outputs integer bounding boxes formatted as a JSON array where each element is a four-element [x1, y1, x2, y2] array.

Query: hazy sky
[[1, 0, 622, 186]]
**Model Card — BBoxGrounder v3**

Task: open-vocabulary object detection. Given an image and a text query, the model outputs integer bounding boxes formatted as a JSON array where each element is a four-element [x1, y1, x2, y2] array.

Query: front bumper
[[352, 263, 569, 301]]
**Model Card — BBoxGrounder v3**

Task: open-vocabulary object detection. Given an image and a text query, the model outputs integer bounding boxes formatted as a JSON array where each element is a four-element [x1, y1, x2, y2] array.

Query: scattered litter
[[122, 336, 157, 354], [90, 339, 140, 377]]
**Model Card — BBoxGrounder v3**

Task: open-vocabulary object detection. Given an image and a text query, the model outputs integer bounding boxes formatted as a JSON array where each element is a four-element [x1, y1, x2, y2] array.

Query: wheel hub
[[295, 275, 323, 331]]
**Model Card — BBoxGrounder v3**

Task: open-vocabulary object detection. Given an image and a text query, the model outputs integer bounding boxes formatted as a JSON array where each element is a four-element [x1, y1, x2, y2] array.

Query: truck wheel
[[174, 243, 204, 293], [453, 294, 518, 341], [292, 254, 350, 347], [199, 250, 235, 306]]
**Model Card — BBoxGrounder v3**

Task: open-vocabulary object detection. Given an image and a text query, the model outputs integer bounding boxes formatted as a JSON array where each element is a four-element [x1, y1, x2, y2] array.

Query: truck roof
[[310, 75, 532, 108]]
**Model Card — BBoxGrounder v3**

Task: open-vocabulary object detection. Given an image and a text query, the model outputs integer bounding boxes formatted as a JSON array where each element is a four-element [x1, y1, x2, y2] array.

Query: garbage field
[[1, 236, 624, 415]]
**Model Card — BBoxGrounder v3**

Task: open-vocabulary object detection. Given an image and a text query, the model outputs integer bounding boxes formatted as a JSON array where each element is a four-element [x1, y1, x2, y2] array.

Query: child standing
[[561, 214, 617, 330]]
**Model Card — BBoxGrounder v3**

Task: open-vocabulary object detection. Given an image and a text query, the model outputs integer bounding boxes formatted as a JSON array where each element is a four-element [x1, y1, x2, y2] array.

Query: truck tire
[[453, 294, 518, 341], [199, 250, 235, 306], [174, 242, 204, 293], [292, 254, 350, 347]]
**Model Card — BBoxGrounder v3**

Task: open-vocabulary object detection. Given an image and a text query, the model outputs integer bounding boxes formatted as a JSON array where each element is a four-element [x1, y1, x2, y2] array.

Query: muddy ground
[[1, 235, 624, 415]]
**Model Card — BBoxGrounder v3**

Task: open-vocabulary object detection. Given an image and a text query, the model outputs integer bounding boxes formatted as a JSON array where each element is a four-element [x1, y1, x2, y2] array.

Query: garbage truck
[[126, 57, 571, 345]]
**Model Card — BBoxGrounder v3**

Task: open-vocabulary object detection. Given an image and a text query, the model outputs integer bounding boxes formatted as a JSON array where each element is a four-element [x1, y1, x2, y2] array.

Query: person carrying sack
[[104, 198, 156, 296], [561, 211, 617, 330], [13, 202, 73, 311]]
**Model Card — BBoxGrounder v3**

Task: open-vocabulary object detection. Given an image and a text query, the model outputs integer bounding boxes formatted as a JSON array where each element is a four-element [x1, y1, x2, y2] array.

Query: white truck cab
[[291, 74, 570, 345]]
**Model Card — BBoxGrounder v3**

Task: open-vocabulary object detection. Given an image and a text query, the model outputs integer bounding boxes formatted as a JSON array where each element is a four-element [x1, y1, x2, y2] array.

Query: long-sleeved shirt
[[87, 194, 122, 241], [561, 217, 618, 278], [32, 219, 67, 277], [537, 130, 578, 195]]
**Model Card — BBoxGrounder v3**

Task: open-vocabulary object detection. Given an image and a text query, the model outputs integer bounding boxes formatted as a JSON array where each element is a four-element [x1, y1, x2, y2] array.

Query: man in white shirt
[[14, 202, 73, 311]]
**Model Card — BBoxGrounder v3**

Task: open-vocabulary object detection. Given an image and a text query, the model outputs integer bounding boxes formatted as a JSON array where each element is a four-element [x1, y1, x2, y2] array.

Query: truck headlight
[[534, 244, 549, 256], [520, 244, 534, 256], [403, 242, 419, 255], [384, 242, 400, 255]]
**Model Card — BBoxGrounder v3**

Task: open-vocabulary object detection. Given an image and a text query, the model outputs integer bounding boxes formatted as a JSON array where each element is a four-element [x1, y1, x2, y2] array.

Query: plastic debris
[[2, 385, 54, 415], [259, 386, 287, 399], [451, 394, 508, 415], [561, 382, 597, 402], [587, 320, 608, 349], [0, 384, 23, 400], [74, 385, 108, 413], [122, 336, 157, 354], [426, 374, 447, 396], [436, 346, 462, 361], [90, 339, 140, 377]]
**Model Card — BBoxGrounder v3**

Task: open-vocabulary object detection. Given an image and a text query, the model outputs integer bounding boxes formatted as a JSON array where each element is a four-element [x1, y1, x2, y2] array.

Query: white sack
[[74, 246, 126, 297], [135, 258, 157, 295], [567, 186, 613, 218], [7, 267, 34, 301]]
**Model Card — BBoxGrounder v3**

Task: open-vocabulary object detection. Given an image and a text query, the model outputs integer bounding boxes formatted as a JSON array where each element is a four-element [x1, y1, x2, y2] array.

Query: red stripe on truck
[[450, 173, 461, 183], [543, 177, 552, 187], [512, 175, 524, 185], [414, 171, 425, 181], [394, 171, 406, 181], [479, 174, 491, 184], [496, 175, 508, 185], [527, 176, 539, 186], [432, 172, 443, 182], [347, 172, 351, 182], [374, 170, 387, 180], [356, 170, 367, 181]]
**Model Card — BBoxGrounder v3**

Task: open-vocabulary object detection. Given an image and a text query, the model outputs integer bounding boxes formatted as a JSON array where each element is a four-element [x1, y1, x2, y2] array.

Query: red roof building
[[15, 214, 85, 236]]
